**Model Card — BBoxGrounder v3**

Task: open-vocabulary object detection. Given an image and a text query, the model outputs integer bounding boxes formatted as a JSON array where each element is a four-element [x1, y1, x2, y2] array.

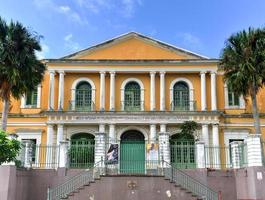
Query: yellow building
[[3, 32, 265, 169]]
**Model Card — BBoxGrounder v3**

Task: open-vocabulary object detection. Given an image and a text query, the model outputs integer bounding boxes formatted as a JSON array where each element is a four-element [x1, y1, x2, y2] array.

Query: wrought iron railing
[[17, 143, 59, 169], [162, 160, 219, 200], [170, 101, 196, 111], [68, 100, 95, 111], [205, 146, 232, 169], [120, 100, 144, 111], [47, 161, 104, 200], [262, 140, 265, 166]]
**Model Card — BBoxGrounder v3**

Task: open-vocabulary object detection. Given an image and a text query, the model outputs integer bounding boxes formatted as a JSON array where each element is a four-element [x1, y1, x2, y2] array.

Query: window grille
[[75, 82, 92, 111], [124, 82, 141, 111], [173, 82, 189, 111]]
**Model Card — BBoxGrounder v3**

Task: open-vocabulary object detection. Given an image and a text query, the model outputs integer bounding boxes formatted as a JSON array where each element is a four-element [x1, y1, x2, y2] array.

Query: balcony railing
[[170, 101, 196, 111], [120, 100, 144, 111], [68, 100, 95, 112]]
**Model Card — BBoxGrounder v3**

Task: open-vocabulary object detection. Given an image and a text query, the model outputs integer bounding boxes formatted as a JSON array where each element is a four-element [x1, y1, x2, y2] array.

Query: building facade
[[2, 32, 265, 169]]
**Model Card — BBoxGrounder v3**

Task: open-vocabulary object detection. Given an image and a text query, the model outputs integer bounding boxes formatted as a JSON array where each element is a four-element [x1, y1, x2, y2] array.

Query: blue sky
[[1, 0, 265, 59]]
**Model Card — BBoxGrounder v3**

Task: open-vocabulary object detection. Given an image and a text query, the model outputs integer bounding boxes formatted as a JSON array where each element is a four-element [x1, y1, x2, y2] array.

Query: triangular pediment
[[62, 32, 208, 60]]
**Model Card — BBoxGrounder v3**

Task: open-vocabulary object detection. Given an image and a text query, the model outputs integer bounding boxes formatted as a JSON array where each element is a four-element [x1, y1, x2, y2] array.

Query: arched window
[[124, 82, 141, 111], [75, 82, 92, 111], [172, 82, 190, 111]]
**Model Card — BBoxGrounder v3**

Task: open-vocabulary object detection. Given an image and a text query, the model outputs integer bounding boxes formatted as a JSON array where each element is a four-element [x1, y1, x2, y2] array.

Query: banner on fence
[[106, 144, 118, 164], [147, 143, 159, 161]]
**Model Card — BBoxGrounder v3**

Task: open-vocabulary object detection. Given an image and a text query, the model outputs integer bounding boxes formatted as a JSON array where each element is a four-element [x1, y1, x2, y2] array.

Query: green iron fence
[[170, 101, 197, 111], [262, 140, 265, 166], [238, 143, 248, 168], [205, 146, 232, 169], [68, 100, 95, 111]]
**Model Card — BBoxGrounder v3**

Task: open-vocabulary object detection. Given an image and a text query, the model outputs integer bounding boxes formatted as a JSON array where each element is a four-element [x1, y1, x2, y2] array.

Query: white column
[[212, 124, 220, 169], [211, 71, 217, 111], [59, 141, 69, 168], [196, 141, 206, 168], [99, 71, 106, 111], [46, 125, 54, 145], [109, 124, 115, 144], [109, 71, 116, 111], [160, 71, 166, 111], [56, 124, 64, 145], [159, 124, 170, 164], [150, 71, 156, 111], [201, 124, 209, 145], [150, 124, 157, 143], [48, 71, 55, 110], [46, 125, 54, 168], [246, 135, 262, 167], [200, 71, 207, 111], [58, 71, 65, 110], [95, 124, 106, 167]]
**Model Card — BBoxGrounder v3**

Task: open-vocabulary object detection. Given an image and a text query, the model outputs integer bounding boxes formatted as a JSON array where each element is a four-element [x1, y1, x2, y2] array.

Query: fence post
[[59, 141, 69, 168], [196, 141, 206, 168], [246, 134, 262, 167], [230, 141, 241, 169]]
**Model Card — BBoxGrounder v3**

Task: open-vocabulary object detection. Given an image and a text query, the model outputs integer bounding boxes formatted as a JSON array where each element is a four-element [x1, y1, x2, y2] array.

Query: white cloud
[[33, 0, 87, 25], [36, 43, 50, 59], [74, 0, 142, 18], [64, 34, 80, 51], [176, 32, 202, 48]]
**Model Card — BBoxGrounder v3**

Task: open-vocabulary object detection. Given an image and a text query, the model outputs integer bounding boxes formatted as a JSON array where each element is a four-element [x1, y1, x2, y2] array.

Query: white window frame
[[224, 83, 245, 109], [169, 78, 194, 111], [16, 131, 42, 166], [120, 78, 145, 111], [21, 84, 41, 108], [71, 78, 96, 110]]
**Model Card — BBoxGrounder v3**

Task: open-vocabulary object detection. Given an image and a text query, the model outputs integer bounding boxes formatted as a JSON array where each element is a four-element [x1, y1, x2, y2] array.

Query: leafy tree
[[0, 130, 20, 165], [220, 27, 265, 135], [0, 17, 46, 131], [172, 121, 199, 140]]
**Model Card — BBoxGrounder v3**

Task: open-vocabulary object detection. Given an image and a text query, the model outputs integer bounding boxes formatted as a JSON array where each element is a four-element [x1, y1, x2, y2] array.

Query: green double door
[[120, 140, 145, 174]]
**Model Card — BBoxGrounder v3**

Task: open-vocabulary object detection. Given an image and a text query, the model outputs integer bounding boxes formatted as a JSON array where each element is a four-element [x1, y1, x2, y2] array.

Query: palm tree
[[220, 27, 265, 135], [0, 17, 46, 131]]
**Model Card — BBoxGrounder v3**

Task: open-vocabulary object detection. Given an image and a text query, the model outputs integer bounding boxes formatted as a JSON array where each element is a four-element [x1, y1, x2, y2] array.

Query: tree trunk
[[1, 97, 9, 131], [251, 91, 261, 135]]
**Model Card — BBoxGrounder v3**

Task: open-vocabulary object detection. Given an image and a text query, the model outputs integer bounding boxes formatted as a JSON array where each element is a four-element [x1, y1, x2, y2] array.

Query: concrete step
[[65, 176, 201, 200]]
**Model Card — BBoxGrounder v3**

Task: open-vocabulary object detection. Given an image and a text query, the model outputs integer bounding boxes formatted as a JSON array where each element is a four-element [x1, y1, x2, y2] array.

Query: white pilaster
[[200, 71, 207, 111], [99, 71, 106, 111], [246, 135, 262, 167], [150, 71, 156, 111], [99, 124, 105, 133], [58, 71, 65, 110], [150, 124, 157, 142], [196, 141, 206, 168], [109, 71, 116, 111], [210, 71, 217, 111], [201, 124, 209, 145], [95, 133, 106, 166], [160, 71, 166, 111], [109, 124, 115, 144], [56, 124, 64, 145], [37, 84, 42, 108], [48, 71, 55, 110]]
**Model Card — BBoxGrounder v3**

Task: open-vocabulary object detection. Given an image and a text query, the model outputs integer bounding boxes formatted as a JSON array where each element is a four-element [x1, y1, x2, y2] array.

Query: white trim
[[117, 126, 148, 141], [224, 83, 245, 109], [120, 78, 145, 111], [169, 78, 194, 111], [71, 78, 96, 110], [48, 67, 216, 73], [16, 131, 42, 145], [20, 84, 42, 109], [224, 130, 249, 146]]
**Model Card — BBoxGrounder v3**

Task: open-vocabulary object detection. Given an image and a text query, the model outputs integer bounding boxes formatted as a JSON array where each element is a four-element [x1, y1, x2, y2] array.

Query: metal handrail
[[162, 160, 219, 200], [47, 161, 103, 200], [170, 101, 196, 111], [68, 100, 95, 112]]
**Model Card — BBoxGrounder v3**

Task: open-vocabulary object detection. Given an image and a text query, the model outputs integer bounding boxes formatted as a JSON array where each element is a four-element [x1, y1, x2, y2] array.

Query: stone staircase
[[64, 176, 202, 200]]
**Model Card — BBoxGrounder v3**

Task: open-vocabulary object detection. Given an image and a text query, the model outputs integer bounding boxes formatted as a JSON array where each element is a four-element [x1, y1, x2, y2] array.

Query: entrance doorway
[[170, 133, 195, 169], [120, 130, 145, 174], [69, 133, 95, 168]]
